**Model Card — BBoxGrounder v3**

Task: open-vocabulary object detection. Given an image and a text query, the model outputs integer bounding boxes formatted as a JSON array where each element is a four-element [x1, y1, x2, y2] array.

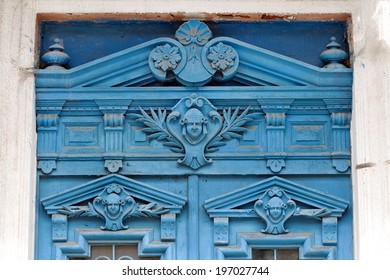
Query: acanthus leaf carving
[[129, 94, 257, 169]]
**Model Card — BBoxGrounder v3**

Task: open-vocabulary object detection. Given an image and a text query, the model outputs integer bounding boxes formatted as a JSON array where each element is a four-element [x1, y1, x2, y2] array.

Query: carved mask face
[[267, 197, 285, 223], [186, 121, 202, 140], [181, 108, 206, 143], [104, 193, 122, 218]]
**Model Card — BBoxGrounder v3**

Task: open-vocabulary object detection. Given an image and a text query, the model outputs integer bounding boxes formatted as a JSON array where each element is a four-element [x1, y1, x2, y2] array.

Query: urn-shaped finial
[[41, 38, 70, 70], [320, 37, 349, 68]]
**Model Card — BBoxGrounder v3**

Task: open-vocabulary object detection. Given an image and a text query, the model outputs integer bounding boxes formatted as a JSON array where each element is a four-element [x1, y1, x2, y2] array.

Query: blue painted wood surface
[[35, 20, 353, 260]]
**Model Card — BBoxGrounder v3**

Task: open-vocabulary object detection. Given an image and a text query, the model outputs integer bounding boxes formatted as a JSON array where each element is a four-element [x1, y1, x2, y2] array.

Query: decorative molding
[[36, 100, 65, 174], [204, 176, 348, 245], [38, 160, 57, 174], [41, 174, 187, 215], [204, 176, 349, 217], [96, 100, 132, 172], [129, 94, 257, 169], [266, 159, 286, 173], [216, 232, 336, 260], [55, 228, 174, 260], [36, 20, 352, 88], [104, 160, 123, 173], [259, 99, 293, 173], [324, 99, 352, 172]]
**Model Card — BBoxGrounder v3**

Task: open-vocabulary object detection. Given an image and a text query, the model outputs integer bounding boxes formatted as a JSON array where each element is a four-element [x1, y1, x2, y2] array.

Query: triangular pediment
[[204, 176, 349, 218], [35, 20, 352, 89], [41, 174, 187, 215]]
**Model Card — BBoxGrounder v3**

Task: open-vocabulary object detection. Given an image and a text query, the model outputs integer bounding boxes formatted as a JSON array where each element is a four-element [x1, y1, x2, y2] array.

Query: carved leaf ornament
[[129, 94, 258, 169], [58, 184, 168, 231]]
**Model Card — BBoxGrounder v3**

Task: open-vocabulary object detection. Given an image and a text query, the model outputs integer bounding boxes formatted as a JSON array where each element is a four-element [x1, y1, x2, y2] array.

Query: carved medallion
[[254, 187, 296, 234], [129, 94, 257, 170]]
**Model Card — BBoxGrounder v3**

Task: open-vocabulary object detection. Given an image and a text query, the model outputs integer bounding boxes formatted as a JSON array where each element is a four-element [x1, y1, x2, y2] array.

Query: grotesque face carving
[[266, 196, 286, 223], [104, 193, 123, 219], [181, 108, 207, 144]]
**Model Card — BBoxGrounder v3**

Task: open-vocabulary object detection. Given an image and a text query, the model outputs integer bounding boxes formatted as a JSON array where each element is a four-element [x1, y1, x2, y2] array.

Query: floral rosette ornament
[[207, 42, 237, 71], [151, 43, 182, 71]]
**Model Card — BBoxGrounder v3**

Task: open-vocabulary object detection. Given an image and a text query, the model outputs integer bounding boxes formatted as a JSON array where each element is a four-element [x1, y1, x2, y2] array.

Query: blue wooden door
[[35, 20, 353, 260]]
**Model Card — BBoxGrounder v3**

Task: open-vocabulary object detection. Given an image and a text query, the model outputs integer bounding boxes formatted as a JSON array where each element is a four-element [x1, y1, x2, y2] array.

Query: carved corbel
[[52, 214, 68, 242], [322, 217, 338, 245], [214, 217, 229, 245], [36, 100, 65, 174], [161, 213, 176, 241], [258, 99, 293, 173], [96, 100, 132, 173], [324, 99, 352, 173]]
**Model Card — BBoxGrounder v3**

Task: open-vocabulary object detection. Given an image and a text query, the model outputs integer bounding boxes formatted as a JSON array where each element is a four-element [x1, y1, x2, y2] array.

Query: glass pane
[[115, 245, 160, 260], [252, 249, 274, 260], [91, 245, 113, 260], [70, 244, 160, 260], [276, 249, 299, 260], [115, 245, 138, 260]]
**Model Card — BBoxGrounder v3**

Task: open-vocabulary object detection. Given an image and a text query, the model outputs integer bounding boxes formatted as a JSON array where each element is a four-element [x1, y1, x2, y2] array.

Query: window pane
[[276, 249, 299, 260], [252, 248, 299, 260], [252, 249, 274, 260], [91, 245, 113, 260], [70, 244, 160, 260]]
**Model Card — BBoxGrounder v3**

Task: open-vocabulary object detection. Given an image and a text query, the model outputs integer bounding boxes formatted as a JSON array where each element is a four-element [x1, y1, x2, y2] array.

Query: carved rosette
[[151, 44, 182, 72], [207, 42, 237, 71], [147, 20, 242, 86], [254, 187, 296, 234], [204, 41, 239, 82]]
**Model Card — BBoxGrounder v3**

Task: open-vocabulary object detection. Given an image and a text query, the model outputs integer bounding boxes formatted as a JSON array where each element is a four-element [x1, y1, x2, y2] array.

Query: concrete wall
[[1, 0, 389, 260]]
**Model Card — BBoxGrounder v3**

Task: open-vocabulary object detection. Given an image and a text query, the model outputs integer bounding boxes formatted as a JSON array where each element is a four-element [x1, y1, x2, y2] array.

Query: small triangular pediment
[[35, 20, 352, 89], [41, 174, 187, 214], [204, 176, 349, 218]]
